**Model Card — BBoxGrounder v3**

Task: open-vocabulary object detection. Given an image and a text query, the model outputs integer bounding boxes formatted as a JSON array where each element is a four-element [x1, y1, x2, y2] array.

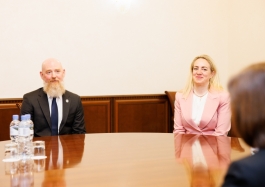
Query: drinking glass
[[4, 143, 18, 160]]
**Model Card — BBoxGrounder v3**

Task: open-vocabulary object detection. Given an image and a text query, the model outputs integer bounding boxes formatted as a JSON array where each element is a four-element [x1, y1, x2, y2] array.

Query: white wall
[[0, 0, 264, 98], [228, 0, 265, 78]]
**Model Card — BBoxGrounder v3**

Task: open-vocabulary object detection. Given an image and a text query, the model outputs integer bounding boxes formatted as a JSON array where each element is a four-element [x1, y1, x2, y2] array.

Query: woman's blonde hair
[[181, 54, 223, 98]]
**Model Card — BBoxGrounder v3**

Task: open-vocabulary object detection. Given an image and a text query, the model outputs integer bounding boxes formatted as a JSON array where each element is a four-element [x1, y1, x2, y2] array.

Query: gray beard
[[43, 81, 66, 97]]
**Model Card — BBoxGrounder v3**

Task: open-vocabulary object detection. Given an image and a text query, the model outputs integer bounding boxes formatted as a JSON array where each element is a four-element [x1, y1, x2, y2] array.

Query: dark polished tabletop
[[0, 133, 250, 187]]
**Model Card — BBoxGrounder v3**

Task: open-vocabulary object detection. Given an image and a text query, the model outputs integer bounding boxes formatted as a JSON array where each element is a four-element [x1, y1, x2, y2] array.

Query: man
[[21, 58, 86, 136]]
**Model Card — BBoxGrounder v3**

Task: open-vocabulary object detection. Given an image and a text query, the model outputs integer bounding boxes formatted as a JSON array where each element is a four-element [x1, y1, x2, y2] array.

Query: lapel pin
[[66, 99, 69, 103]]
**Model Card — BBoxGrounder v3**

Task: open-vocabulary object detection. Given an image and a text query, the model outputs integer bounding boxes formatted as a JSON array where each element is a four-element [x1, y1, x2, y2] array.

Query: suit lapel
[[37, 89, 51, 127], [60, 91, 70, 132], [199, 92, 219, 130]]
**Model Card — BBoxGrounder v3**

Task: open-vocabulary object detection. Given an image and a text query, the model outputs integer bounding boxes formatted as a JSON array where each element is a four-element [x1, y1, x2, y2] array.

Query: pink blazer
[[173, 91, 231, 136]]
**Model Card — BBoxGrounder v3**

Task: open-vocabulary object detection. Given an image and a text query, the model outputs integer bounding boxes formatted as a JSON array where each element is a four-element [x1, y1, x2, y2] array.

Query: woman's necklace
[[193, 90, 208, 100]]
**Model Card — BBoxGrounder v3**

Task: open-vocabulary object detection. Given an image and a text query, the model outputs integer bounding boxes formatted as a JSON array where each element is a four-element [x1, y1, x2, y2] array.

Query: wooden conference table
[[0, 133, 250, 187]]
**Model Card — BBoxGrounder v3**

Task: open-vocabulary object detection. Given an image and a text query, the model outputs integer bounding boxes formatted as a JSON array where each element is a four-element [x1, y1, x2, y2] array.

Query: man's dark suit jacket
[[222, 149, 265, 187], [21, 88, 86, 137]]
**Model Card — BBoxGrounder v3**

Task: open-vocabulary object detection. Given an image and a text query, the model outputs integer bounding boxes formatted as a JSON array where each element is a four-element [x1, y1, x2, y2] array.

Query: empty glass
[[4, 143, 18, 160]]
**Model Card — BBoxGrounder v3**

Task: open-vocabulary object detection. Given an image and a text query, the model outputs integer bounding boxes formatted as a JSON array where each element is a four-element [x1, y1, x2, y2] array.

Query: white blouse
[[191, 93, 208, 126]]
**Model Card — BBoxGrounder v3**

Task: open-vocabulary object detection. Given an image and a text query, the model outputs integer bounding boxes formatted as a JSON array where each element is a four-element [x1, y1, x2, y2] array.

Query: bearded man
[[21, 58, 86, 136]]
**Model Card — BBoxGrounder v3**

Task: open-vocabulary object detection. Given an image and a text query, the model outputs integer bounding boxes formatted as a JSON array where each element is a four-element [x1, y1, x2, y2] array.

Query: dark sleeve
[[222, 162, 249, 187], [71, 96, 86, 134], [20, 94, 34, 118]]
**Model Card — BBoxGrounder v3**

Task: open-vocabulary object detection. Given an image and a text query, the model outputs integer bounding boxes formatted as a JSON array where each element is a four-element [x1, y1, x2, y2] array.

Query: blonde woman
[[173, 55, 231, 136]]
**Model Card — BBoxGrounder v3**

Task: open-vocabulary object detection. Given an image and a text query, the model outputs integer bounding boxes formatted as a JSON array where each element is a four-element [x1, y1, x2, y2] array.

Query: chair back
[[165, 91, 176, 115], [16, 103, 21, 110], [165, 91, 176, 133]]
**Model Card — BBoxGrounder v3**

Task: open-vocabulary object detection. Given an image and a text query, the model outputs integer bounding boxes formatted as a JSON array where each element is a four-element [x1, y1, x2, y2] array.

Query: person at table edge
[[222, 62, 265, 187]]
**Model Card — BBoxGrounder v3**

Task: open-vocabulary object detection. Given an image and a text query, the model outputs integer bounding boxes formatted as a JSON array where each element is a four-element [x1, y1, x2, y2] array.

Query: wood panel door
[[82, 99, 111, 133], [114, 97, 169, 132]]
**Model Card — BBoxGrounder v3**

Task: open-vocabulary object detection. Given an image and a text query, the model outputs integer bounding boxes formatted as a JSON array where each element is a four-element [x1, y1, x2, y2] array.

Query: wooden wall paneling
[[0, 100, 22, 141], [81, 98, 111, 133], [0, 94, 171, 141], [114, 96, 169, 133]]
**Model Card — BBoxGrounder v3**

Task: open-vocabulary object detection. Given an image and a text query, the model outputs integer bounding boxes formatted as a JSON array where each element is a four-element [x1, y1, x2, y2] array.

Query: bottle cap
[[25, 114, 30, 120], [21, 115, 27, 121], [12, 115, 19, 120]]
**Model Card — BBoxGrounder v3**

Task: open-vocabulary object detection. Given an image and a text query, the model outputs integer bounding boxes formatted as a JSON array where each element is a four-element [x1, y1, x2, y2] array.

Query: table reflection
[[9, 159, 34, 187], [41, 134, 85, 187], [1, 133, 249, 187], [174, 134, 231, 187]]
